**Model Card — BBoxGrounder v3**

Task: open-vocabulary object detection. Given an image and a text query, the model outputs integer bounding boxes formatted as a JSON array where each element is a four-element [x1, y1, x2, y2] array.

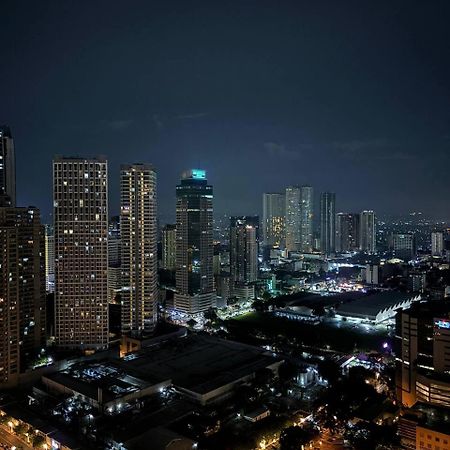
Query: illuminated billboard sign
[[435, 319, 450, 330]]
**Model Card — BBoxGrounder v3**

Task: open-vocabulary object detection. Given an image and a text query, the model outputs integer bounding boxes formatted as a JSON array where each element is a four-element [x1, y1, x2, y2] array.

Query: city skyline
[[2, 2, 450, 220]]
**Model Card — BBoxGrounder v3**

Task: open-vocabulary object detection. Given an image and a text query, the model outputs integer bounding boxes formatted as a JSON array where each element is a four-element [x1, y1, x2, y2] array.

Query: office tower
[[174, 169, 214, 314], [53, 157, 109, 350], [299, 185, 314, 252], [162, 224, 176, 271], [431, 231, 445, 257], [285, 186, 301, 252], [107, 216, 121, 302], [0, 126, 16, 207], [360, 210, 376, 253], [45, 224, 55, 293], [120, 164, 158, 334], [396, 300, 450, 408], [262, 193, 285, 248], [320, 192, 336, 256], [230, 216, 259, 285], [391, 232, 417, 261], [0, 207, 45, 384], [336, 213, 360, 253], [365, 264, 379, 285]]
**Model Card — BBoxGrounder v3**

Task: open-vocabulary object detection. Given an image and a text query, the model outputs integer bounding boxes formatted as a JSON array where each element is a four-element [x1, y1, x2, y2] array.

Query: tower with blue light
[[174, 169, 214, 314]]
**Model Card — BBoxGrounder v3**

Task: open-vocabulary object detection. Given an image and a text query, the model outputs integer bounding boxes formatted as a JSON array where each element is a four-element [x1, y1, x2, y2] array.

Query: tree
[[252, 300, 268, 312], [32, 434, 46, 448], [14, 422, 28, 436], [253, 368, 274, 387], [280, 426, 313, 450], [278, 361, 298, 384], [317, 359, 341, 386], [204, 307, 218, 321]]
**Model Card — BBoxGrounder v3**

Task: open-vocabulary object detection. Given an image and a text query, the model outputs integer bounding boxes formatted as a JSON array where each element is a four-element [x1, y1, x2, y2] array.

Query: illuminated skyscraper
[[120, 164, 158, 334], [360, 210, 376, 253], [0, 126, 15, 207], [320, 192, 336, 256], [0, 207, 46, 383], [285, 186, 301, 252], [162, 224, 177, 271], [44, 225, 55, 293], [53, 157, 109, 350], [262, 193, 285, 248], [174, 169, 214, 314], [300, 185, 314, 252], [230, 216, 259, 285], [431, 231, 445, 257], [336, 213, 360, 253]]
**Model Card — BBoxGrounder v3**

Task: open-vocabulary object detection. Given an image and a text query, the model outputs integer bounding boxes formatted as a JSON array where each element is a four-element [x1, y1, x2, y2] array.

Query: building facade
[[396, 301, 450, 408], [285, 187, 301, 252], [336, 213, 360, 253], [120, 164, 158, 334], [53, 157, 109, 350], [392, 232, 417, 261], [431, 231, 445, 257], [0, 126, 16, 207], [45, 224, 55, 293], [360, 210, 376, 253], [299, 185, 314, 253], [262, 193, 285, 248], [174, 169, 214, 314], [0, 207, 46, 383], [320, 192, 336, 256], [230, 216, 259, 285], [162, 224, 176, 271]]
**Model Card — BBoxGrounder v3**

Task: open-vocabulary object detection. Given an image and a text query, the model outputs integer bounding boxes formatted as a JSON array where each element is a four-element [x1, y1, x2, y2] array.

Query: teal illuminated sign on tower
[[191, 169, 206, 179]]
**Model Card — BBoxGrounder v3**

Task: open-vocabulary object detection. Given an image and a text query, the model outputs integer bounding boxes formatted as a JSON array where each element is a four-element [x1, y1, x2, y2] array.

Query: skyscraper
[[299, 185, 314, 252], [285, 186, 301, 252], [107, 216, 121, 302], [44, 225, 55, 293], [174, 169, 214, 314], [53, 157, 109, 350], [431, 231, 445, 257], [120, 164, 158, 334], [0, 126, 16, 207], [336, 213, 360, 253], [230, 216, 259, 285], [162, 224, 177, 271], [396, 301, 450, 408], [320, 192, 336, 255], [360, 210, 376, 253], [262, 193, 285, 248], [0, 207, 45, 384]]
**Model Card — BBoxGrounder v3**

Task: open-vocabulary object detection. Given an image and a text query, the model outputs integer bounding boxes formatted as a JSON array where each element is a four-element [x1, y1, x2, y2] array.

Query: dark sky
[[2, 0, 450, 222]]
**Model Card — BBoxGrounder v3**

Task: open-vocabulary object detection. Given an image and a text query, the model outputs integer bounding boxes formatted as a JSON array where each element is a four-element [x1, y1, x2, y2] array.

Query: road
[[0, 426, 33, 450]]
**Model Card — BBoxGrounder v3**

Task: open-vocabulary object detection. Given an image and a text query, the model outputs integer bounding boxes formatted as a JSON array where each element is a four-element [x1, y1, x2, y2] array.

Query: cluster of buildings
[[262, 188, 376, 256]]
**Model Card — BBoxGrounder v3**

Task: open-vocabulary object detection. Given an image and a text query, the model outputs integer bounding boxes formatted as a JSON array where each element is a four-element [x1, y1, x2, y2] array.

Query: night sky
[[2, 1, 450, 222]]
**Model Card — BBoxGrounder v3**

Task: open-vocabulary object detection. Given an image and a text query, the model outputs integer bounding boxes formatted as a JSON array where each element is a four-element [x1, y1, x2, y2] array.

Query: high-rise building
[[0, 126, 16, 207], [53, 157, 109, 350], [262, 193, 285, 248], [391, 232, 417, 261], [396, 301, 450, 408], [45, 224, 55, 293], [230, 216, 259, 285], [431, 231, 445, 257], [107, 216, 121, 302], [174, 169, 214, 314], [299, 185, 314, 253], [0, 207, 45, 384], [285, 187, 301, 252], [120, 164, 158, 334], [162, 224, 176, 271], [336, 213, 360, 253], [320, 192, 336, 256], [360, 210, 376, 253]]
